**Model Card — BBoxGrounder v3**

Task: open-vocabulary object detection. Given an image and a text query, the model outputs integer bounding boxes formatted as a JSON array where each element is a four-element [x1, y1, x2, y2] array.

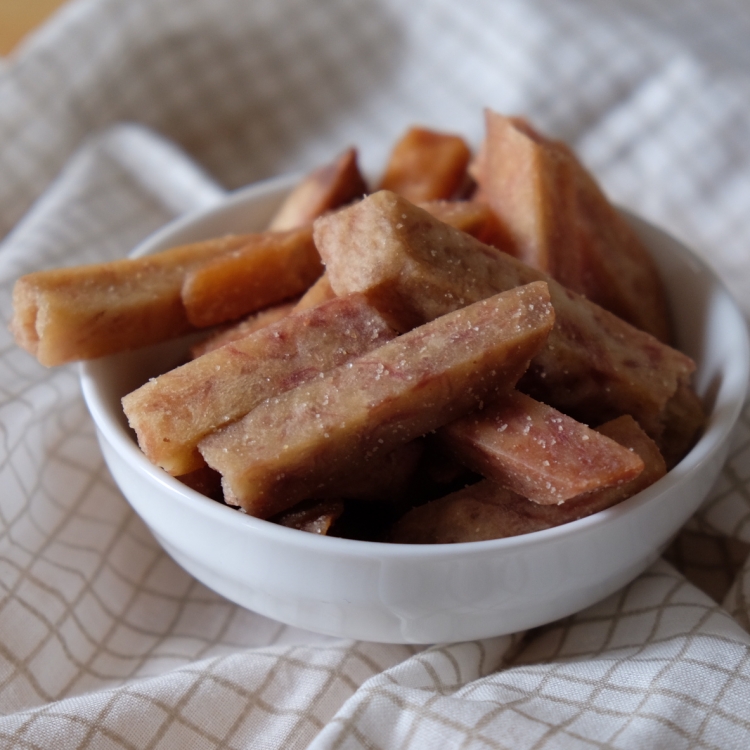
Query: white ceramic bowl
[[80, 175, 750, 644]]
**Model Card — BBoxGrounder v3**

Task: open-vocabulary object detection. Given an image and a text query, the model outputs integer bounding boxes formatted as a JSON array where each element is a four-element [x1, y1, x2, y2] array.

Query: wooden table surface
[[0, 0, 69, 56]]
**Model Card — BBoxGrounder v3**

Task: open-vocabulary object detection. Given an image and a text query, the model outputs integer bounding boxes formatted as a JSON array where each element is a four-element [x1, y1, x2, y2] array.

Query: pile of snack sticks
[[11, 110, 704, 543]]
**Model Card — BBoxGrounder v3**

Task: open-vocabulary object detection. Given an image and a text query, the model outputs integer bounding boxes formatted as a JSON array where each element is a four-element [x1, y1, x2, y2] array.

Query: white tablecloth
[[2, 1, 750, 747]]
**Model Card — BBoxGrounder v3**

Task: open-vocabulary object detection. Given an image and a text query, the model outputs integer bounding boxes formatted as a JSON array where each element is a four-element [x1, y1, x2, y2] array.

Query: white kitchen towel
[[2, 0, 750, 747]]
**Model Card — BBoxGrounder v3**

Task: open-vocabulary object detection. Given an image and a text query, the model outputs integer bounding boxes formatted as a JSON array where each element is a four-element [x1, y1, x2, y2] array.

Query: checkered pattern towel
[[2, 0, 750, 747]]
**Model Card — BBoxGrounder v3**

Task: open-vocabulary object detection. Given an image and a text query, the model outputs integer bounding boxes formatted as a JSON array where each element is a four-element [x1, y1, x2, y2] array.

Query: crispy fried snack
[[389, 414, 666, 543], [122, 294, 395, 476], [479, 110, 672, 342], [189, 300, 298, 358], [11, 234, 251, 366], [440, 390, 644, 504], [313, 190, 697, 439], [181, 226, 323, 328], [418, 200, 517, 255], [199, 281, 555, 518], [268, 147, 368, 231], [378, 127, 472, 202]]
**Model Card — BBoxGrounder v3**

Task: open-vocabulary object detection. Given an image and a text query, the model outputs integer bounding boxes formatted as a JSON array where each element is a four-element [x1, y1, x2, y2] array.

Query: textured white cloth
[[2, 0, 750, 747]]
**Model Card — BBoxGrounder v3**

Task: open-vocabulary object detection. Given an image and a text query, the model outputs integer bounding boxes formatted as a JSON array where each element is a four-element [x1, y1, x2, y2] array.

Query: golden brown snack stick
[[268, 147, 368, 231], [11, 234, 251, 366], [390, 415, 666, 543], [181, 226, 323, 328], [292, 272, 336, 312], [378, 127, 472, 202], [313, 190, 695, 439], [123, 294, 395, 476], [440, 390, 644, 505], [418, 200, 518, 256], [199, 281, 555, 518], [189, 300, 298, 359], [480, 110, 672, 342]]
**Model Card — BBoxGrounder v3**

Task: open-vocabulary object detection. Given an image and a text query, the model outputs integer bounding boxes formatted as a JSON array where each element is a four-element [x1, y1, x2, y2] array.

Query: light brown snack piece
[[378, 127, 472, 202], [418, 200, 518, 256], [189, 300, 298, 359], [199, 281, 555, 518], [11, 234, 251, 366], [439, 390, 644, 505], [479, 110, 672, 342], [268, 147, 368, 231], [181, 226, 323, 328], [389, 414, 666, 543], [313, 190, 696, 439], [123, 294, 395, 476]]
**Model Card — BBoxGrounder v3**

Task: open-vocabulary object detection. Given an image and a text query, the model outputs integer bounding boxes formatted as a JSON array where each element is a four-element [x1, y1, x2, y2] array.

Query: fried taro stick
[[313, 190, 697, 441], [268, 147, 368, 231], [478, 110, 672, 342], [440, 390, 644, 505], [378, 127, 472, 202], [11, 234, 252, 366], [181, 226, 323, 328], [190, 300, 299, 358], [418, 200, 518, 256], [123, 295, 395, 476], [199, 281, 555, 518], [390, 415, 666, 543]]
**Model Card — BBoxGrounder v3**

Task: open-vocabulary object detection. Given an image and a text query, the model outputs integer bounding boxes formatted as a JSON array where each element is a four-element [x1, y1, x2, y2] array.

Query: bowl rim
[[79, 177, 750, 559]]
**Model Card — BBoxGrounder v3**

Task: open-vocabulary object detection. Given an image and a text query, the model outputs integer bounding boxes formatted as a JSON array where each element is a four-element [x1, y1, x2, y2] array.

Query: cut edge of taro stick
[[181, 226, 323, 328], [11, 234, 252, 366], [439, 390, 644, 505], [268, 147, 369, 231], [313, 190, 695, 439], [388, 414, 666, 544], [199, 281, 555, 518], [378, 126, 472, 203], [122, 293, 395, 477], [480, 109, 672, 343]]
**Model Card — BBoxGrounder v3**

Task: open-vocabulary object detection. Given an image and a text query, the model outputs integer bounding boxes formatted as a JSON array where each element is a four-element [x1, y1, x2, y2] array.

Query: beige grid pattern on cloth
[[2, 0, 750, 747]]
